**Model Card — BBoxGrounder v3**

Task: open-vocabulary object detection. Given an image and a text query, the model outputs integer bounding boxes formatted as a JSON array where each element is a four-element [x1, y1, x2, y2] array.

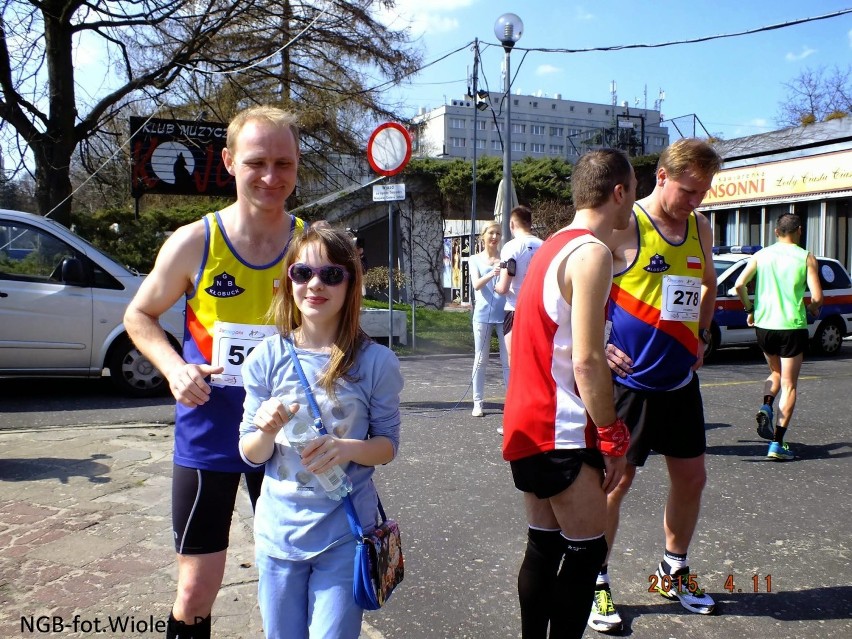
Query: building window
[[549, 145, 564, 155], [588, 108, 593, 114], [450, 137, 466, 147], [568, 128, 581, 137], [570, 106, 575, 112], [531, 125, 545, 136], [449, 118, 465, 129], [491, 121, 503, 131], [492, 140, 503, 151], [476, 139, 486, 150], [512, 123, 525, 134], [550, 126, 564, 137], [513, 99, 519, 106], [511, 141, 525, 152], [477, 120, 486, 130], [531, 143, 545, 154], [552, 104, 556, 110], [532, 101, 538, 108]]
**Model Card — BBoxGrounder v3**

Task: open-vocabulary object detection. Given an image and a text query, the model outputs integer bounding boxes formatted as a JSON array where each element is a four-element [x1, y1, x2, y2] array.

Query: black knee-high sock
[[549, 535, 608, 639], [518, 528, 565, 639], [166, 612, 211, 639]]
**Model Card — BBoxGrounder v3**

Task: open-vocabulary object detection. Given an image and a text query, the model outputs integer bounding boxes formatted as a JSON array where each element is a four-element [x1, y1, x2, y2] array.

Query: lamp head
[[494, 13, 523, 50]]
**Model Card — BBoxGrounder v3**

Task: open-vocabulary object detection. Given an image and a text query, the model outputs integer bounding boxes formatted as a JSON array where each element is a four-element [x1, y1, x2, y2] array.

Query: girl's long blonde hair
[[267, 226, 366, 396]]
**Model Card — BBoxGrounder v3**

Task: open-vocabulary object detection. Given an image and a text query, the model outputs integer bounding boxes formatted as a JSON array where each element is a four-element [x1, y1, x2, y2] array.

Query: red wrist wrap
[[597, 417, 630, 457]]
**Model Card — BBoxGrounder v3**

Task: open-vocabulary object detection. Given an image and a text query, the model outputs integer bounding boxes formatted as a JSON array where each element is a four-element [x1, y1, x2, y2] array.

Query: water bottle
[[281, 406, 353, 501]]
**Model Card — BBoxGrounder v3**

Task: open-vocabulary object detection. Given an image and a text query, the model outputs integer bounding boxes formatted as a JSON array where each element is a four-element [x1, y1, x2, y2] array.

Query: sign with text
[[701, 149, 852, 207], [373, 183, 406, 202], [130, 116, 235, 197]]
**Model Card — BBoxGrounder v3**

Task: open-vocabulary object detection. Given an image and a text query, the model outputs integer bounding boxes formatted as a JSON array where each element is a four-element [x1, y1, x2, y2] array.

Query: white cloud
[[574, 6, 595, 21], [785, 45, 816, 62], [378, 0, 476, 37], [536, 64, 562, 76]]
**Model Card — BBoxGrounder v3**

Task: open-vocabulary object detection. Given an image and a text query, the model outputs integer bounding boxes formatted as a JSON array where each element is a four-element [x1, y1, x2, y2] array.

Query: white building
[[410, 91, 670, 162]]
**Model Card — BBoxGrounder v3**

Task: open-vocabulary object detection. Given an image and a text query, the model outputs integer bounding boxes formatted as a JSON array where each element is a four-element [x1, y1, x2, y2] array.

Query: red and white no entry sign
[[366, 122, 412, 177]]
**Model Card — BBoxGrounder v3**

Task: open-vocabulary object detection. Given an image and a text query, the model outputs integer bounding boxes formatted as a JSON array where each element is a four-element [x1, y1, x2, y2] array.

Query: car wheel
[[703, 324, 720, 361], [811, 318, 845, 356], [107, 336, 168, 397]]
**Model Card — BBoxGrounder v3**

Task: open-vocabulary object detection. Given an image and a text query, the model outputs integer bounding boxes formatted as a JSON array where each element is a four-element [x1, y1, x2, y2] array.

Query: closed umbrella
[[494, 177, 519, 224]]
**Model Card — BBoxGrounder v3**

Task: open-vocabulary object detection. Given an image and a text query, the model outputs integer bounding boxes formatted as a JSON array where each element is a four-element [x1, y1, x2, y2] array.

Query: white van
[[0, 209, 184, 396]]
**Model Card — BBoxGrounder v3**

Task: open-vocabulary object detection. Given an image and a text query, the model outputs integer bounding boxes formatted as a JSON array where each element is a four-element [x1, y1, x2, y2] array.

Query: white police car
[[0, 209, 184, 396], [707, 245, 852, 358]]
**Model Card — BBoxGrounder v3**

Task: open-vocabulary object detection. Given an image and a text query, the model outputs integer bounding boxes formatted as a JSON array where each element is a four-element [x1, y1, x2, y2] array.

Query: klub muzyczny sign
[[130, 116, 235, 197]]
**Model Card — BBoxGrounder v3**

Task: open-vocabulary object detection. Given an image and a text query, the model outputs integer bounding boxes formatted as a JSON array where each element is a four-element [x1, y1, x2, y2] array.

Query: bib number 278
[[661, 275, 700, 322]]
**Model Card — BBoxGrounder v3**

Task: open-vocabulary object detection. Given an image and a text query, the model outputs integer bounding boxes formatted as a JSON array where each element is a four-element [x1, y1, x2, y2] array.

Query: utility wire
[[504, 8, 852, 54]]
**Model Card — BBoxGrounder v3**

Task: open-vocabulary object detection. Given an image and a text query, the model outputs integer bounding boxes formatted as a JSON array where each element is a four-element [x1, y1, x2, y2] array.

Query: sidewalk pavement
[[0, 422, 386, 639]]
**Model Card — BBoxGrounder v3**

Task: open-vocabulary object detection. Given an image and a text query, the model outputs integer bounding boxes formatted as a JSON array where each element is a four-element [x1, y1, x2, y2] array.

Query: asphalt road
[[1, 344, 851, 638]]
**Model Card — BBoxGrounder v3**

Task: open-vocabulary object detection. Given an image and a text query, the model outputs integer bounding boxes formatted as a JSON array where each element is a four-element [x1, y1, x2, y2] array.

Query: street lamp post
[[494, 13, 523, 245]]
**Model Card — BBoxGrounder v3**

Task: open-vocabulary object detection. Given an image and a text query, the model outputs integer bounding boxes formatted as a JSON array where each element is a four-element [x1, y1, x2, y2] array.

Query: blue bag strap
[[283, 337, 388, 539]]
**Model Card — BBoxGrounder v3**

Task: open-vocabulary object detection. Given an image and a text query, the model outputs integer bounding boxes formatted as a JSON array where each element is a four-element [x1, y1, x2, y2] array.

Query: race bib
[[210, 321, 278, 387], [660, 275, 701, 322]]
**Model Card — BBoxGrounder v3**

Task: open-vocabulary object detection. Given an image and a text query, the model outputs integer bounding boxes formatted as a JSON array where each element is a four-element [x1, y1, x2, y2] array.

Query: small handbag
[[284, 338, 404, 610]]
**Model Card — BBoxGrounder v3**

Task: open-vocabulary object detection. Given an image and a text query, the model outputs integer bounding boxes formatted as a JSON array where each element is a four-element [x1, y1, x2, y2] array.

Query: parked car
[[707, 245, 852, 358], [0, 209, 183, 397]]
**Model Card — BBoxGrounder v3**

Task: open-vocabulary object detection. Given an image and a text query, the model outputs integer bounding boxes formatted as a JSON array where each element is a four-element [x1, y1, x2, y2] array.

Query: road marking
[[702, 373, 850, 388], [360, 621, 386, 639]]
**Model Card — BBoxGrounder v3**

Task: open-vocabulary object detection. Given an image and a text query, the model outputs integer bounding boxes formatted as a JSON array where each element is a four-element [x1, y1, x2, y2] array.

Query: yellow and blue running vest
[[175, 211, 306, 472], [607, 204, 706, 391]]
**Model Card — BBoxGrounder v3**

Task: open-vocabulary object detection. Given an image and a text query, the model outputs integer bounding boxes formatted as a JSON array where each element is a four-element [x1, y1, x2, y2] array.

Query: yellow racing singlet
[[607, 205, 705, 391], [177, 211, 306, 472]]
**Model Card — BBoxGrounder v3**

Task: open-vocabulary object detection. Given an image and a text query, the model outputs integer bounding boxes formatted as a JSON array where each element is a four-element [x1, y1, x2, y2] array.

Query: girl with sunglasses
[[238, 225, 403, 639]]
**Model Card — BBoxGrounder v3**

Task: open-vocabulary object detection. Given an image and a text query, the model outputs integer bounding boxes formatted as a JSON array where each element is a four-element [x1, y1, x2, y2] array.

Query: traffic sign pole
[[367, 123, 412, 347]]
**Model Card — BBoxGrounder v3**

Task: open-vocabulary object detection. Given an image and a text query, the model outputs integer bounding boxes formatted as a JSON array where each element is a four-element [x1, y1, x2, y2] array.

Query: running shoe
[[654, 563, 716, 614], [587, 585, 623, 633], [756, 404, 774, 440], [767, 441, 795, 461], [471, 402, 483, 417]]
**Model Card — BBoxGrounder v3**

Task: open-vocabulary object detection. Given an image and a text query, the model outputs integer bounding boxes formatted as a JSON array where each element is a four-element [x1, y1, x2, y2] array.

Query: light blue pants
[[257, 539, 363, 639], [471, 321, 509, 403]]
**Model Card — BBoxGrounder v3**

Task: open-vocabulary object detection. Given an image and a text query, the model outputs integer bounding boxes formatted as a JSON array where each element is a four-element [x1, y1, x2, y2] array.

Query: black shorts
[[614, 374, 706, 467], [510, 448, 604, 499], [172, 464, 264, 555], [756, 327, 809, 358], [503, 310, 515, 335]]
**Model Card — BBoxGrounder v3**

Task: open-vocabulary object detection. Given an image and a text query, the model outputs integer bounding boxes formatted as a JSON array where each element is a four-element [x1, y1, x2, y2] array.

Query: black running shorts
[[614, 374, 706, 467], [503, 310, 515, 336], [755, 327, 809, 358], [171, 464, 264, 555], [510, 448, 604, 499]]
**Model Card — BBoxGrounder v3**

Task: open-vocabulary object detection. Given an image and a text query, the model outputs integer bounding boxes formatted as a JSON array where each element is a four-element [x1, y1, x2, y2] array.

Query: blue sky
[[378, 1, 852, 140]]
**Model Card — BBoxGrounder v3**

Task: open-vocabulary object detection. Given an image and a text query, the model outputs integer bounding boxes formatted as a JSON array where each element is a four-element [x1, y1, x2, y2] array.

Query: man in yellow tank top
[[587, 139, 722, 633], [125, 106, 305, 638]]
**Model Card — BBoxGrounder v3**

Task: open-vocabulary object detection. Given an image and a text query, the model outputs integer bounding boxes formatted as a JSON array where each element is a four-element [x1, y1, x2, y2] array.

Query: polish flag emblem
[[686, 256, 702, 270]]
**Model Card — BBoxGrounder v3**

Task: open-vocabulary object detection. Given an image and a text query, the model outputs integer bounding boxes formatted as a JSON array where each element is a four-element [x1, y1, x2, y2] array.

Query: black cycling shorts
[[614, 374, 706, 467], [510, 448, 604, 499], [756, 327, 809, 358], [172, 464, 264, 555]]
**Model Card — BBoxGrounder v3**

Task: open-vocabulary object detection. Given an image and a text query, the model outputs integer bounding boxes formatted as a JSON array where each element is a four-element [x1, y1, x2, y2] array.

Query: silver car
[[0, 209, 184, 397]]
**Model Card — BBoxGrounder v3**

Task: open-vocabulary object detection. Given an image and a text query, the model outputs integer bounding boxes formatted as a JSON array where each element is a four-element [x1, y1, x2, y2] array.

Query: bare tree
[[777, 65, 852, 127], [0, 0, 421, 225]]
